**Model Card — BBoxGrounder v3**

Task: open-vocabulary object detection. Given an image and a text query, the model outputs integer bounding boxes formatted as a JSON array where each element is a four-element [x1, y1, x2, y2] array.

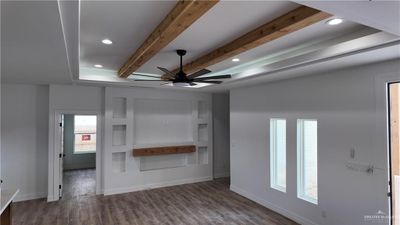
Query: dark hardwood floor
[[13, 178, 298, 225], [62, 169, 96, 200]]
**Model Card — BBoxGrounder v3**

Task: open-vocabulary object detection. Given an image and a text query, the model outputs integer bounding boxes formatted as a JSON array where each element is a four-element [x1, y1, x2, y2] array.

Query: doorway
[[59, 114, 97, 200], [389, 82, 400, 225]]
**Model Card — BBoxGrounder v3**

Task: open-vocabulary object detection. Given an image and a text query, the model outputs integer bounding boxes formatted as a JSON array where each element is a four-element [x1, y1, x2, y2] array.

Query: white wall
[[1, 84, 49, 201], [1, 83, 215, 202], [47, 84, 103, 201], [213, 93, 230, 178], [230, 59, 400, 225], [103, 87, 213, 195]]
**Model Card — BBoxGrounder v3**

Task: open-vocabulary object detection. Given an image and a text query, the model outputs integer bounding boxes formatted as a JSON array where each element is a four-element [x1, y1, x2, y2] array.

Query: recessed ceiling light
[[232, 58, 240, 62], [94, 64, 103, 68], [326, 18, 343, 26], [101, 39, 113, 45]]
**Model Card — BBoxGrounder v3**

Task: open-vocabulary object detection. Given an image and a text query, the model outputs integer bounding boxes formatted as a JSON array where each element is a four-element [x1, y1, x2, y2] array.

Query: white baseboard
[[104, 176, 213, 195], [230, 185, 319, 225], [14, 192, 46, 202], [214, 172, 230, 178]]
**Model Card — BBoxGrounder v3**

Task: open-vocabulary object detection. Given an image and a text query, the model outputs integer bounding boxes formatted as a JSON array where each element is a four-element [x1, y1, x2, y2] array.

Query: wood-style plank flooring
[[62, 169, 96, 200], [13, 178, 298, 225]]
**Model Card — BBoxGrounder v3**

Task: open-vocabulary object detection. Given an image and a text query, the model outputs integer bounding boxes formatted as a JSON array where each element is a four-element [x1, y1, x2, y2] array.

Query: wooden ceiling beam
[[163, 6, 331, 79], [118, 0, 219, 78]]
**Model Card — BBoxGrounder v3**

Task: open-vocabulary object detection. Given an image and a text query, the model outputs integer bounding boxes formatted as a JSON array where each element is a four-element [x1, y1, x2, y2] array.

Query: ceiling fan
[[133, 49, 231, 86]]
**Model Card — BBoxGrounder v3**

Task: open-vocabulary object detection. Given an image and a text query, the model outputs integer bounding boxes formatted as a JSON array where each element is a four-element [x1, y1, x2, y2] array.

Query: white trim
[[296, 119, 318, 205], [230, 185, 319, 225], [104, 176, 212, 195], [0, 190, 19, 214], [374, 71, 400, 222], [56, 0, 73, 81], [270, 118, 287, 193], [14, 192, 45, 202], [48, 109, 102, 202]]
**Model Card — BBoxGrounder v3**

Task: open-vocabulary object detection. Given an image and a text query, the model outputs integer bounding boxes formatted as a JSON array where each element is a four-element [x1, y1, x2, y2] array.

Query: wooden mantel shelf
[[133, 145, 196, 157]]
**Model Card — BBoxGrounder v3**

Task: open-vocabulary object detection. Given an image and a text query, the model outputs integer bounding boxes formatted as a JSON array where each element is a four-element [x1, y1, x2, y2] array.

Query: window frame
[[297, 119, 318, 204], [269, 118, 287, 192], [73, 115, 97, 154]]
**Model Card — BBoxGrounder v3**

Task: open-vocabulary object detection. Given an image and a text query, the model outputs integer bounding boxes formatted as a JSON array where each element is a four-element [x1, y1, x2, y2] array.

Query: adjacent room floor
[[62, 168, 96, 200], [12, 179, 298, 225]]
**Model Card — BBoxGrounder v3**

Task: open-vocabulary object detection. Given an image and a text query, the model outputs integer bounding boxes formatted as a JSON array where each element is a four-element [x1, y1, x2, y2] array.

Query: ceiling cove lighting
[[326, 18, 343, 25], [94, 64, 103, 68], [101, 39, 113, 45], [232, 58, 240, 62]]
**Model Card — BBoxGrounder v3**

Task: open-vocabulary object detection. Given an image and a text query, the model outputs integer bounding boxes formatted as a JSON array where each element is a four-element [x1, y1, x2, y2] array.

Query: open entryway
[[59, 114, 98, 200], [389, 82, 400, 225]]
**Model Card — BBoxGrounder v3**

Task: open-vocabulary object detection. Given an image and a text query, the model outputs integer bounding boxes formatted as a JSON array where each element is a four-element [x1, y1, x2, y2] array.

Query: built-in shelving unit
[[104, 87, 212, 193], [194, 100, 210, 165], [109, 96, 129, 174]]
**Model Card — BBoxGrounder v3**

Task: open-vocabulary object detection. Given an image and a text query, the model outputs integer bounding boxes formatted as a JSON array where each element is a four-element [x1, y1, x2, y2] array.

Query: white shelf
[[111, 118, 128, 125], [197, 118, 208, 125], [197, 141, 208, 147], [133, 141, 195, 149]]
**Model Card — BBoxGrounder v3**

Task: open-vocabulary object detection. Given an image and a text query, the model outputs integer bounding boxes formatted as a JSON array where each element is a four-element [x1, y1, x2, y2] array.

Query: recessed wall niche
[[112, 125, 126, 146], [112, 152, 126, 173], [198, 101, 208, 119], [112, 97, 127, 118], [198, 147, 208, 165], [198, 124, 208, 142]]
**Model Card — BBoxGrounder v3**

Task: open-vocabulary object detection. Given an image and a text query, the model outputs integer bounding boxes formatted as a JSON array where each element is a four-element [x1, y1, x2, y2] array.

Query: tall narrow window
[[297, 119, 318, 204], [270, 118, 286, 192], [74, 115, 97, 154]]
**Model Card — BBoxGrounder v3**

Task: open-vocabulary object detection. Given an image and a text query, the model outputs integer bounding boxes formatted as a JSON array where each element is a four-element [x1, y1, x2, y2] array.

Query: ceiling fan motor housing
[[176, 49, 187, 56]]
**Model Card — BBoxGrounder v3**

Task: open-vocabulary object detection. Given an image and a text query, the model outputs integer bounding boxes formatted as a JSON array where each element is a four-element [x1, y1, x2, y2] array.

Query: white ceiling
[[1, 0, 71, 84], [1, 0, 399, 91], [79, 1, 367, 76], [79, 1, 177, 72], [295, 0, 400, 36], [204, 42, 400, 92]]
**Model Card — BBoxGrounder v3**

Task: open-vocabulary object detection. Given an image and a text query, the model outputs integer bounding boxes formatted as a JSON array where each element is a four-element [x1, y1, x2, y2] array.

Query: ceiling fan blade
[[132, 74, 162, 79], [157, 67, 175, 78], [195, 80, 222, 84], [187, 69, 212, 78], [133, 79, 164, 81], [194, 74, 231, 81]]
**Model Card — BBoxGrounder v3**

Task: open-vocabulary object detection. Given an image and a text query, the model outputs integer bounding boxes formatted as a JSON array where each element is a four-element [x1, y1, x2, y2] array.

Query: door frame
[[388, 81, 400, 225], [372, 70, 399, 225], [49, 110, 102, 201]]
